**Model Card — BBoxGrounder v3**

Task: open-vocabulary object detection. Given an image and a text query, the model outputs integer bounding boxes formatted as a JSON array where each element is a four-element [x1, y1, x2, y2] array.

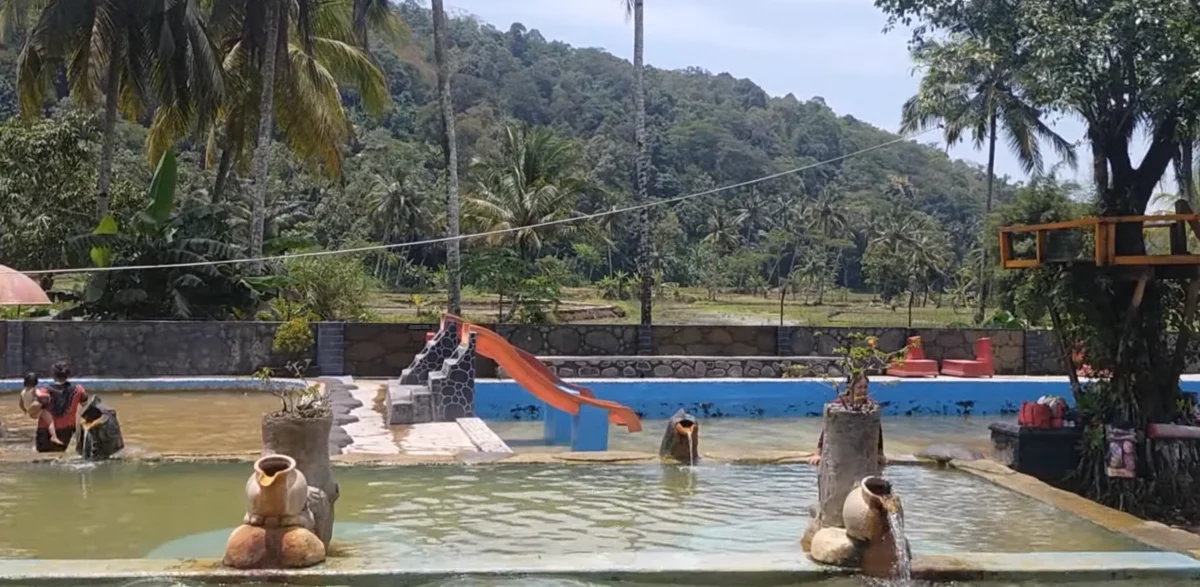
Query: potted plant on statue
[[830, 334, 908, 411], [255, 317, 338, 547]]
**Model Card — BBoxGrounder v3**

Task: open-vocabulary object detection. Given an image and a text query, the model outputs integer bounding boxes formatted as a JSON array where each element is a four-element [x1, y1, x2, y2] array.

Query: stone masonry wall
[[914, 328, 1025, 375], [537, 356, 842, 379], [10, 319, 1190, 378], [3, 321, 306, 378]]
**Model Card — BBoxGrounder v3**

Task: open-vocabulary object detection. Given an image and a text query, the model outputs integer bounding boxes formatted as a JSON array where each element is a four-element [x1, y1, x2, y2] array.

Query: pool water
[[0, 391, 280, 455], [0, 462, 1146, 560], [487, 415, 1003, 456]]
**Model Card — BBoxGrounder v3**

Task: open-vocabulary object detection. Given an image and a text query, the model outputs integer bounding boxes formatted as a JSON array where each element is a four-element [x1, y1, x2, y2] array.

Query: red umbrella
[[0, 264, 50, 306]]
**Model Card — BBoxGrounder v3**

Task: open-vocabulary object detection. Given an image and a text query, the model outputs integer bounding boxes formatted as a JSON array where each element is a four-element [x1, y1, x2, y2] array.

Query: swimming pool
[[474, 377, 1200, 421]]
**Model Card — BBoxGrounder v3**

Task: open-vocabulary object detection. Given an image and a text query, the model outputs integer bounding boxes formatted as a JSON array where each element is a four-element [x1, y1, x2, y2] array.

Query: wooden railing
[[1000, 203, 1200, 270]]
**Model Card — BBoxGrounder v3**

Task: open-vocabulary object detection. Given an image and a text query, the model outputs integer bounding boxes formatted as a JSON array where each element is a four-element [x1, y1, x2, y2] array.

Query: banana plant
[[75, 150, 264, 319]]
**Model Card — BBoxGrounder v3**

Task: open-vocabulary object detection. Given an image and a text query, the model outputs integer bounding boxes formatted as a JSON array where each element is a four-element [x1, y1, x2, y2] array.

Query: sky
[[443, 0, 1170, 200]]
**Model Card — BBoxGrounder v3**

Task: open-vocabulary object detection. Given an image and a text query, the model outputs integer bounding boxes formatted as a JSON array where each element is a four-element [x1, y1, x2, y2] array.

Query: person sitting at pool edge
[[807, 375, 887, 467], [18, 372, 63, 446], [32, 362, 88, 453]]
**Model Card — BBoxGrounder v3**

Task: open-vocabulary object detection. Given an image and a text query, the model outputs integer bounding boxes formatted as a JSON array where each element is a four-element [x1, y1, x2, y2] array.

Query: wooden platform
[[1000, 201, 1200, 278]]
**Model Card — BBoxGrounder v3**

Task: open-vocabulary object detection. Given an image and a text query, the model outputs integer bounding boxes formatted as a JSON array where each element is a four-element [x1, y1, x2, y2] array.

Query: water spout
[[660, 409, 700, 465], [887, 510, 912, 581]]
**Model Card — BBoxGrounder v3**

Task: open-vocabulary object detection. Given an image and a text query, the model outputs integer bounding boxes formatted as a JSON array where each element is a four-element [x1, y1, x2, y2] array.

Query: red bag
[[1019, 402, 1053, 428]]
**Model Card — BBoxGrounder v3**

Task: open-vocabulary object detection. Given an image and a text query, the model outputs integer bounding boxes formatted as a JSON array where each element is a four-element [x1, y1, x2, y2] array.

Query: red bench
[[886, 336, 939, 377], [941, 337, 995, 378]]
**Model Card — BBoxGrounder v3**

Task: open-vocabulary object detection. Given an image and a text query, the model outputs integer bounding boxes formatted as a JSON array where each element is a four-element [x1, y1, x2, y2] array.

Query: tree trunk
[[432, 0, 462, 315], [1179, 138, 1195, 205], [248, 0, 281, 273], [974, 110, 998, 325], [95, 43, 121, 220], [632, 0, 653, 326], [212, 145, 235, 204]]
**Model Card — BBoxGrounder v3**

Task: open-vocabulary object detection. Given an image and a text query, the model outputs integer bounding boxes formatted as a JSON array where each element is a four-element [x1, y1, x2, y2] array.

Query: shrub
[[286, 254, 374, 320]]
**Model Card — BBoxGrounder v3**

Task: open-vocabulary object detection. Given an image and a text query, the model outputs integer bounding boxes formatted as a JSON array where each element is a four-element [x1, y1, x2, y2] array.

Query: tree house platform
[[1000, 202, 1200, 280]]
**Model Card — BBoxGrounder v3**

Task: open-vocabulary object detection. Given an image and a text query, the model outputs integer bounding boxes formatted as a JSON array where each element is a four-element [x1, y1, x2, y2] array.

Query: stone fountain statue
[[77, 395, 124, 460], [801, 376, 911, 578], [224, 455, 326, 569], [659, 409, 699, 464]]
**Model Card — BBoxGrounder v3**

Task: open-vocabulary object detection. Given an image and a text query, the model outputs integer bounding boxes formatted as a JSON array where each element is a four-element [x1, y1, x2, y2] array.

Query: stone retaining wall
[[1, 321, 306, 378], [7, 319, 1191, 378], [535, 356, 842, 379]]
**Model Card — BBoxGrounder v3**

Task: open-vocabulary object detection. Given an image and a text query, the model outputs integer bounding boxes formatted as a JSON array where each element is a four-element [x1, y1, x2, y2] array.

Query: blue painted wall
[[475, 379, 1200, 421]]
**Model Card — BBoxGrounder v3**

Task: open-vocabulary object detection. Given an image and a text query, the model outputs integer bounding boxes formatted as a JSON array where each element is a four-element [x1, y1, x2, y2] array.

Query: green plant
[[823, 332, 909, 410], [285, 254, 374, 321], [273, 318, 315, 356], [261, 318, 327, 416], [411, 294, 437, 320], [74, 149, 267, 319]]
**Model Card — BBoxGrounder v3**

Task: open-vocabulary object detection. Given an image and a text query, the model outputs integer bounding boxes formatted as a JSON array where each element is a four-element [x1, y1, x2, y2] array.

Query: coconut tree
[[621, 0, 651, 327], [463, 124, 591, 261], [430, 0, 461, 314], [14, 0, 224, 220], [195, 0, 395, 265], [367, 166, 434, 245], [901, 35, 1076, 325]]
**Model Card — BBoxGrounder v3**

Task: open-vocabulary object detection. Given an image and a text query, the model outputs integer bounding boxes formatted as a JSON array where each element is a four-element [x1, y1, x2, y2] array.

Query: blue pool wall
[[476, 378, 1200, 421]]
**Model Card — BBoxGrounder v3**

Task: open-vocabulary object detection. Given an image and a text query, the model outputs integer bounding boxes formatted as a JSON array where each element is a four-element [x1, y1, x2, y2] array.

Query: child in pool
[[807, 375, 886, 466], [18, 372, 63, 445]]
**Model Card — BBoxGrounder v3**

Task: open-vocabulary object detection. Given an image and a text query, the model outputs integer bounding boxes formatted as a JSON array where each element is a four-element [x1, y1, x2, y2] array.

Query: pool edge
[[0, 551, 1196, 586], [953, 459, 1200, 557]]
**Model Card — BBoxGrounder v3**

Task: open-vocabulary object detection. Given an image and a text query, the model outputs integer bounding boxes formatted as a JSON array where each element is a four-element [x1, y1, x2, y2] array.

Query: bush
[[286, 254, 374, 320], [273, 317, 314, 355]]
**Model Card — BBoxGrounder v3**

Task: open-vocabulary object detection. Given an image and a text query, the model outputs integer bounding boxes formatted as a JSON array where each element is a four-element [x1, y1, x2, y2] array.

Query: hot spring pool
[[0, 462, 1147, 560]]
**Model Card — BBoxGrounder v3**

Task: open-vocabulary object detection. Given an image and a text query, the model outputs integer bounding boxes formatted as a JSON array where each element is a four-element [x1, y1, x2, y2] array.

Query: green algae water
[[0, 463, 1147, 560]]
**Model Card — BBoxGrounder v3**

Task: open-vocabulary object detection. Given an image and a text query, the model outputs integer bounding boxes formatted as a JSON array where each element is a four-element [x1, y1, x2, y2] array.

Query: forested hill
[[371, 2, 1012, 284]]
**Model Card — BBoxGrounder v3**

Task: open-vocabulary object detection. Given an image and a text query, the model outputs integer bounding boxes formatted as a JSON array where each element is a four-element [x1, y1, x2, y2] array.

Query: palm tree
[[194, 0, 393, 203], [463, 124, 591, 260], [901, 36, 1076, 325], [15, 0, 224, 220], [367, 166, 434, 245], [431, 0, 461, 314], [199, 0, 394, 268], [698, 205, 745, 253], [621, 0, 651, 328]]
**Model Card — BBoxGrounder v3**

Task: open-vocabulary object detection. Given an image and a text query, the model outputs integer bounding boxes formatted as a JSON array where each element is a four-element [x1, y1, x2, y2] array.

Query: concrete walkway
[[338, 379, 399, 455]]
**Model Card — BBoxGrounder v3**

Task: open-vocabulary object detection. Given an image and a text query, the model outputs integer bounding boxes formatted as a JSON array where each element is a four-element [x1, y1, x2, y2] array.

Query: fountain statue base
[[802, 402, 910, 578], [223, 455, 327, 570], [223, 524, 326, 569]]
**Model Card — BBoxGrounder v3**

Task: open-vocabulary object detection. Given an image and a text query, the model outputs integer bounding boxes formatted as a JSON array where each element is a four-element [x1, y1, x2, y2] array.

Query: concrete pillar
[[571, 403, 609, 451], [777, 326, 793, 356], [636, 325, 654, 355], [315, 322, 345, 377], [816, 403, 883, 529], [543, 403, 572, 445]]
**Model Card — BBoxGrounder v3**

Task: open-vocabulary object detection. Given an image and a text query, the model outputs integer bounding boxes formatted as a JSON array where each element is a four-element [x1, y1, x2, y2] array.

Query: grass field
[[367, 287, 984, 327]]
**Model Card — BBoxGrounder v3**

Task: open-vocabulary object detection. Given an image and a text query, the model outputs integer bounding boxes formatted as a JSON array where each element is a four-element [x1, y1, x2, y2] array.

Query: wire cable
[[9, 128, 937, 277]]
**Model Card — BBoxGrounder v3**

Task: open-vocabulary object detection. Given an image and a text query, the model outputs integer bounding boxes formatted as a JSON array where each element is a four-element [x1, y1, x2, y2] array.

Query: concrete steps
[[385, 381, 432, 425]]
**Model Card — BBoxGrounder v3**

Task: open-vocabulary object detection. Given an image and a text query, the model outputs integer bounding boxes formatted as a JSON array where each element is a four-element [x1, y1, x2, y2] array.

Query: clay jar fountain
[[262, 403, 339, 547], [659, 409, 699, 465], [223, 455, 326, 569], [801, 396, 911, 578]]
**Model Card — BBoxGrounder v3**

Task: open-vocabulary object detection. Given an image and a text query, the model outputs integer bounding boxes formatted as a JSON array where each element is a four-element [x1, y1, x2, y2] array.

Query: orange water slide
[[456, 320, 642, 433]]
